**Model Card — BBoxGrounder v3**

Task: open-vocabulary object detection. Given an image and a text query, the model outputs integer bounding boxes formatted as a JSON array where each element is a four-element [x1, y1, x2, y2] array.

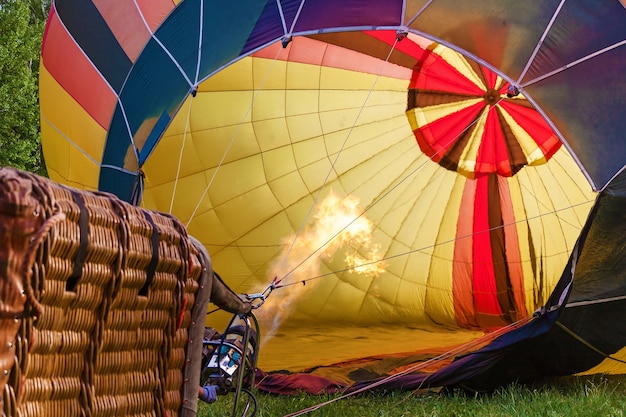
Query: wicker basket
[[0, 168, 209, 417]]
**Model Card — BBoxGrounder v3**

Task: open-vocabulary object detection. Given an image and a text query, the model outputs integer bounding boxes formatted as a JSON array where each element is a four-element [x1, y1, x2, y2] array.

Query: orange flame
[[257, 191, 385, 340]]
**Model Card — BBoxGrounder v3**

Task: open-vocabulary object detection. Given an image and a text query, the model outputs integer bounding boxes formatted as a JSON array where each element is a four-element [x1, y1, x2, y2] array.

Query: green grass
[[198, 375, 626, 417]]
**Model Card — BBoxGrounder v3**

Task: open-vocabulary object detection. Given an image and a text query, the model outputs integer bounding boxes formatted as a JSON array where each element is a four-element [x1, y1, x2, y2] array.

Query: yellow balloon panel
[[577, 346, 626, 376], [187, 209, 242, 252], [261, 146, 299, 182], [190, 91, 254, 132], [212, 186, 283, 239], [39, 65, 106, 189], [252, 90, 287, 122], [285, 113, 324, 144], [292, 137, 331, 169], [285, 61, 322, 91], [257, 325, 482, 373], [253, 118, 293, 152], [198, 58, 254, 92], [285, 90, 322, 118], [144, 133, 207, 187]]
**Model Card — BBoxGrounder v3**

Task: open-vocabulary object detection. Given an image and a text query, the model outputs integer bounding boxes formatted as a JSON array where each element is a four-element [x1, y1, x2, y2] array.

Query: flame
[[257, 191, 385, 340]]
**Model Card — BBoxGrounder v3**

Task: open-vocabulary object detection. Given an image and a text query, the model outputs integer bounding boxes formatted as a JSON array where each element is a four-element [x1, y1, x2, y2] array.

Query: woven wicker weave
[[0, 168, 208, 417]]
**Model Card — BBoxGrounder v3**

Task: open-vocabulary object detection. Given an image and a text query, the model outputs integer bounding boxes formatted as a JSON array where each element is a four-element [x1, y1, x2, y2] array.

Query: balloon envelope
[[40, 0, 624, 383]]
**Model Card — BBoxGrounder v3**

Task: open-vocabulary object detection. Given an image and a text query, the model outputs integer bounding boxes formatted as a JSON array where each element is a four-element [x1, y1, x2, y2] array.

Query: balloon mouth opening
[[483, 89, 501, 106]]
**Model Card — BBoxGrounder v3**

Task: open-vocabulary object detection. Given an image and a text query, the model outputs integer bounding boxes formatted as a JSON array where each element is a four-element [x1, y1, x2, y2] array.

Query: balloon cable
[[555, 321, 626, 366], [517, 0, 564, 85], [281, 315, 535, 417], [168, 0, 208, 213], [274, 197, 594, 291], [185, 44, 287, 228], [169, 97, 194, 214], [197, 42, 593, 316], [273, 35, 403, 288], [272, 89, 594, 292], [274, 95, 504, 287]]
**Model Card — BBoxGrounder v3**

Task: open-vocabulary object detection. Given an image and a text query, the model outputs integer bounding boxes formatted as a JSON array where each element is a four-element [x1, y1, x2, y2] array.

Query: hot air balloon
[[39, 0, 626, 394]]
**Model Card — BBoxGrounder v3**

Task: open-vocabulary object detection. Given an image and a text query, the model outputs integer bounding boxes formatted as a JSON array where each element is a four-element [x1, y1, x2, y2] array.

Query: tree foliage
[[0, 0, 51, 175]]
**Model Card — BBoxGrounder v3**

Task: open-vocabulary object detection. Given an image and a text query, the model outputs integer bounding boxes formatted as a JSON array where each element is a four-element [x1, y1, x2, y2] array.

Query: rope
[[254, 73, 594, 306], [246, 61, 592, 309], [170, 33, 593, 310], [272, 36, 403, 286], [555, 321, 626, 365], [274, 94, 505, 288], [21, 207, 66, 317], [282, 316, 535, 417], [517, 0, 564, 85], [170, 0, 206, 214], [273, 197, 594, 291], [185, 43, 286, 229], [170, 97, 194, 214]]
